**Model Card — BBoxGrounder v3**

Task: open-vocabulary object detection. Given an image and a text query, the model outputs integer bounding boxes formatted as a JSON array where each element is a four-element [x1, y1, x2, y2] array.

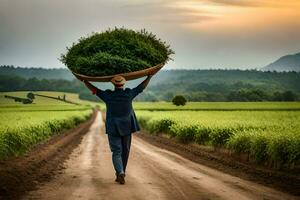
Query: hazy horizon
[[1, 0, 300, 70]]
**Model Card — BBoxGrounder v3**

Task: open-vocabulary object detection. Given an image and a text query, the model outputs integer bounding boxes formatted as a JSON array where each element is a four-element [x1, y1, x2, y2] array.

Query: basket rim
[[71, 62, 165, 81]]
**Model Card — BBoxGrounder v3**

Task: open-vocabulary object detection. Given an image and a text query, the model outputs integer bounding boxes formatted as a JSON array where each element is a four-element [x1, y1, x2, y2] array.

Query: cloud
[[142, 14, 215, 24], [0, 0, 299, 69], [122, 1, 217, 25], [206, 0, 263, 7], [207, 0, 300, 8]]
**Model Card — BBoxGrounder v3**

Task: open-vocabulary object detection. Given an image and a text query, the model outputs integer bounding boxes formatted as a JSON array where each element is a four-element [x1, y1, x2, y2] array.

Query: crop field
[[136, 102, 300, 169], [0, 91, 97, 106], [133, 101, 300, 111], [0, 91, 95, 158], [99, 101, 300, 112]]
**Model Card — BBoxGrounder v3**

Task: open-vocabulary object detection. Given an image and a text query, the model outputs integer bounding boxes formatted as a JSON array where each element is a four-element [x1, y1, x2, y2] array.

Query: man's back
[[102, 88, 135, 118], [96, 85, 144, 136]]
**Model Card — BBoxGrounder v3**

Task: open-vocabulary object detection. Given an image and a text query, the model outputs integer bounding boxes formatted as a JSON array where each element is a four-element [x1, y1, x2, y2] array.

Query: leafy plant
[[136, 109, 300, 169], [0, 105, 92, 159], [60, 28, 174, 76]]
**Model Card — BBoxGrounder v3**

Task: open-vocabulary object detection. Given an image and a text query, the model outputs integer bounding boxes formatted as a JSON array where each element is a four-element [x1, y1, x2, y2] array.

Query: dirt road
[[23, 112, 298, 200]]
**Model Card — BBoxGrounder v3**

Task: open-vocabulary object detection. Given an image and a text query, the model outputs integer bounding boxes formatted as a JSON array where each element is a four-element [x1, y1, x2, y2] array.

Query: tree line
[[1, 66, 300, 102], [1, 74, 298, 102]]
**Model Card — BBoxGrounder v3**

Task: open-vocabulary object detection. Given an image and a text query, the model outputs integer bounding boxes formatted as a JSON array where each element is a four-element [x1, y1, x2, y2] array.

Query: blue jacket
[[96, 84, 144, 136]]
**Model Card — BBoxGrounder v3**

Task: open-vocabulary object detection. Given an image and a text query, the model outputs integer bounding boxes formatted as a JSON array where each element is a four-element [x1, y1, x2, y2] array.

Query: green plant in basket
[[60, 28, 174, 76]]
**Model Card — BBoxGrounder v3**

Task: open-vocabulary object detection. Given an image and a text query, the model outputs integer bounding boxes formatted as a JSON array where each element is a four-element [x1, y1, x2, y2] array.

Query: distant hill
[[0, 65, 74, 80], [1, 66, 299, 101], [1, 66, 300, 91], [262, 52, 300, 72]]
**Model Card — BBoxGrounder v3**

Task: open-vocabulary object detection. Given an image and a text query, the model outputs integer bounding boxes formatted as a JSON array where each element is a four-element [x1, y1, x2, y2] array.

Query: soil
[[136, 132, 300, 196]]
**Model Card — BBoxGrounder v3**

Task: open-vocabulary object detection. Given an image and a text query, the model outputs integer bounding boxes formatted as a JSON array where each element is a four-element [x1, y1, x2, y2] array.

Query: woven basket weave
[[72, 62, 165, 82]]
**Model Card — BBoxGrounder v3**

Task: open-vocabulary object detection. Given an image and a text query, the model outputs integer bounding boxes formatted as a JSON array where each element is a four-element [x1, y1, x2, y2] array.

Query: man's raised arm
[[137, 66, 159, 89], [83, 80, 97, 95], [139, 75, 153, 89], [130, 71, 156, 98]]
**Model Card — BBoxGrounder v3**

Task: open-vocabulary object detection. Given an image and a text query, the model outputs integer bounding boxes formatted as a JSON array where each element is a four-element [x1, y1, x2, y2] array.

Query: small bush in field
[[172, 95, 187, 106]]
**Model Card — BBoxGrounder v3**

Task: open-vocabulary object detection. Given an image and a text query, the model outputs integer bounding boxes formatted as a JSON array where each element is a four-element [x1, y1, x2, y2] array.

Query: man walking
[[82, 73, 154, 184]]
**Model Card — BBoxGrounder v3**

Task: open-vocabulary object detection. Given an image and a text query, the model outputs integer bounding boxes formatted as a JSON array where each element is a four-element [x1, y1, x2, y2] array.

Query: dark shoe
[[117, 173, 125, 184], [115, 172, 120, 182]]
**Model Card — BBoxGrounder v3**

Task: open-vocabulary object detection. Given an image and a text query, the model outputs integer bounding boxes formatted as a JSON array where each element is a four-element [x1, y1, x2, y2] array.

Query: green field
[[135, 102, 300, 169], [1, 93, 299, 169], [0, 91, 96, 158], [133, 102, 300, 111], [97, 101, 300, 112], [0, 91, 98, 105]]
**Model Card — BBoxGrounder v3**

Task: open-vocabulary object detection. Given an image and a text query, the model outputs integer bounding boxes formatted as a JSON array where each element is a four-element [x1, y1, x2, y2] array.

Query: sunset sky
[[0, 0, 300, 69]]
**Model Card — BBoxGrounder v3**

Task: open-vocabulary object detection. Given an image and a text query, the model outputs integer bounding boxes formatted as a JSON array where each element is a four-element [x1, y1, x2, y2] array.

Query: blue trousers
[[107, 134, 132, 175]]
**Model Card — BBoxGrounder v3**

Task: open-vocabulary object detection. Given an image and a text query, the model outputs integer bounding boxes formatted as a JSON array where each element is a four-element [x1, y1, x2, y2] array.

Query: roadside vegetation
[[136, 102, 300, 169], [0, 92, 95, 158], [133, 101, 300, 111]]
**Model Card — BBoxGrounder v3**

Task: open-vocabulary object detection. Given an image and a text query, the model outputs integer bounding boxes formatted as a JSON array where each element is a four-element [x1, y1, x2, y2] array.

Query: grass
[[135, 104, 300, 169], [132, 102, 300, 111], [0, 91, 98, 105], [6, 94, 294, 168], [0, 91, 96, 158]]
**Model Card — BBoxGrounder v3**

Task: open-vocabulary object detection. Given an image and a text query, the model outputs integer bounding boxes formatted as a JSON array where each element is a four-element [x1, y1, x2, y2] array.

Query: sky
[[0, 0, 300, 70]]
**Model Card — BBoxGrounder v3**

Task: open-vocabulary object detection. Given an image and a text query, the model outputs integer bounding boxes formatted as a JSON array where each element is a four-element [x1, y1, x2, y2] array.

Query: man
[[81, 72, 155, 184]]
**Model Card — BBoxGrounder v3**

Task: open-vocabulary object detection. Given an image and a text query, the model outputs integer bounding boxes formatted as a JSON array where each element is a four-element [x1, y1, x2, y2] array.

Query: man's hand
[[82, 80, 97, 94], [147, 67, 158, 76]]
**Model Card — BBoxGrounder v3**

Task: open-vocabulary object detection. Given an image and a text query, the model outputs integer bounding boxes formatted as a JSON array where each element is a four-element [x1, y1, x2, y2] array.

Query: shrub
[[170, 123, 197, 143], [250, 133, 268, 164], [209, 127, 234, 147], [267, 133, 293, 168], [227, 131, 252, 154], [194, 126, 211, 145], [147, 118, 176, 135], [27, 92, 35, 100], [172, 95, 187, 106]]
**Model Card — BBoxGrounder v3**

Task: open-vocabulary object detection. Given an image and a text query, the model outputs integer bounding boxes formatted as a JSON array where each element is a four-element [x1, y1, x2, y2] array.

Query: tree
[[273, 92, 283, 101], [227, 89, 270, 102], [272, 91, 298, 101], [27, 92, 35, 100], [282, 91, 297, 101], [172, 95, 187, 106]]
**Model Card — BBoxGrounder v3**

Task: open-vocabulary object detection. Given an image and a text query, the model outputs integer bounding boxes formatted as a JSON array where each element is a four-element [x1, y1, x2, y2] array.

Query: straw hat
[[111, 75, 126, 87]]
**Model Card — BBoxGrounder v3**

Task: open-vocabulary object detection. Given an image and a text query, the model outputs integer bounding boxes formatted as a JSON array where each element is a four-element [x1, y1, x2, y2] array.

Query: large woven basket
[[72, 62, 165, 82]]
